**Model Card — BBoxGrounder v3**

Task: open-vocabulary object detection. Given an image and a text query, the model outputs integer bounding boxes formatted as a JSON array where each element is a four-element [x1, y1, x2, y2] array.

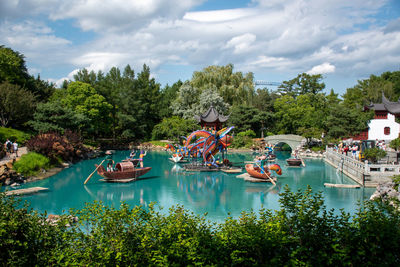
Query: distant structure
[[354, 94, 400, 141], [194, 106, 229, 131], [254, 81, 281, 87]]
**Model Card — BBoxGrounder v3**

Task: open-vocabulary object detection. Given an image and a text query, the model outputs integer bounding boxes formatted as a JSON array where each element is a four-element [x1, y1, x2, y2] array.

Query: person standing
[[13, 141, 18, 157], [139, 150, 147, 168], [4, 139, 12, 156], [352, 144, 358, 159]]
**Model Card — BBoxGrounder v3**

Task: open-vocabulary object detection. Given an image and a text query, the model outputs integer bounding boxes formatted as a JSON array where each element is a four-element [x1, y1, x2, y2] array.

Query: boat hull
[[96, 164, 151, 182], [287, 158, 302, 166], [245, 164, 272, 180]]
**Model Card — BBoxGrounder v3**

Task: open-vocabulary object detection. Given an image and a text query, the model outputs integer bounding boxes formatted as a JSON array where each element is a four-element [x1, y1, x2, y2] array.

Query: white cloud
[[307, 63, 336, 75], [225, 33, 256, 54], [184, 8, 255, 22], [0, 0, 399, 93]]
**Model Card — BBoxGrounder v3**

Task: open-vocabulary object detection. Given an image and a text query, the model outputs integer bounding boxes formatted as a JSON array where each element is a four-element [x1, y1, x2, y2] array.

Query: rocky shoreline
[[370, 181, 400, 204], [0, 149, 103, 187]]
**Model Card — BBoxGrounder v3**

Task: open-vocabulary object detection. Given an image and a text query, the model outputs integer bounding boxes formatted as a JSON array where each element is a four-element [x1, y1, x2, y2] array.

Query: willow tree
[[190, 64, 255, 106]]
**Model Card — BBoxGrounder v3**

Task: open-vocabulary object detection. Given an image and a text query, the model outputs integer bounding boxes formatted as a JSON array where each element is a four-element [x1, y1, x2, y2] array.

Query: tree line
[[1, 45, 400, 143]]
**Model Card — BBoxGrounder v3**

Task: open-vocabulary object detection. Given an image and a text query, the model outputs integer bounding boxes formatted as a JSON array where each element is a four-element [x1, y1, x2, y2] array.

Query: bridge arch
[[264, 134, 306, 151]]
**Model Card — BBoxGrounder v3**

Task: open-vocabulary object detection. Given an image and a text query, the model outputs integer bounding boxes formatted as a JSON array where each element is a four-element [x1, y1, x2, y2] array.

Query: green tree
[[390, 138, 400, 151], [273, 93, 326, 134], [229, 105, 273, 136], [159, 80, 183, 118], [29, 101, 88, 134], [195, 88, 230, 116], [342, 71, 400, 107], [152, 116, 197, 140], [0, 82, 36, 128], [325, 104, 373, 139], [116, 65, 140, 139], [278, 73, 325, 97], [62, 81, 112, 136], [190, 64, 255, 105], [253, 88, 279, 112], [0, 45, 32, 89], [96, 66, 124, 140], [31, 75, 56, 102], [172, 81, 201, 119], [134, 64, 161, 139], [73, 68, 101, 86]]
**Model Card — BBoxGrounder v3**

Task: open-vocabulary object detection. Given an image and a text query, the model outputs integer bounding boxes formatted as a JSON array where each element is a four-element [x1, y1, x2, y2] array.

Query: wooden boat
[[245, 164, 273, 180], [95, 161, 151, 182], [286, 158, 302, 166]]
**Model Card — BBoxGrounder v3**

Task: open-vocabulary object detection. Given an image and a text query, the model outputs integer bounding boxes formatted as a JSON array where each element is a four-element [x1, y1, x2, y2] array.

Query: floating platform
[[169, 158, 189, 163], [324, 183, 360, 188], [5, 187, 49, 196], [221, 168, 242, 173], [184, 165, 236, 172], [184, 166, 220, 172], [236, 173, 277, 183]]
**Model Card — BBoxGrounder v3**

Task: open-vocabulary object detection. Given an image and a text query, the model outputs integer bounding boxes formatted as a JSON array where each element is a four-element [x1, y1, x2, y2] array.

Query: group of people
[[106, 149, 147, 172], [3, 139, 18, 158], [335, 142, 360, 159]]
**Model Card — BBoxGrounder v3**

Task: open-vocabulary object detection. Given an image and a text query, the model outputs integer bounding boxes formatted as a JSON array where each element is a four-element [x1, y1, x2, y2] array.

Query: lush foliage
[[278, 73, 325, 97], [0, 127, 31, 144], [28, 101, 87, 134], [230, 130, 256, 148], [0, 82, 37, 128], [390, 138, 400, 151], [363, 147, 387, 163], [0, 46, 54, 129], [151, 116, 198, 141], [190, 64, 255, 106], [26, 131, 88, 163], [1, 186, 400, 266], [12, 152, 51, 176]]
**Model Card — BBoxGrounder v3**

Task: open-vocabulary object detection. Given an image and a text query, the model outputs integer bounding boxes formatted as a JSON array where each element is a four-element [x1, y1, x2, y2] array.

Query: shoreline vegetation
[[1, 185, 399, 266]]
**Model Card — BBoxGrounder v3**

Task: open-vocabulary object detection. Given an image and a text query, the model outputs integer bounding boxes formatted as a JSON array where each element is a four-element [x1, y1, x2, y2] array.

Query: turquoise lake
[[5, 151, 375, 222]]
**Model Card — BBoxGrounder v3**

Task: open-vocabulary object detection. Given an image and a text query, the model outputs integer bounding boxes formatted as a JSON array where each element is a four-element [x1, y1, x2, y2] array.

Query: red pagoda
[[194, 106, 229, 131]]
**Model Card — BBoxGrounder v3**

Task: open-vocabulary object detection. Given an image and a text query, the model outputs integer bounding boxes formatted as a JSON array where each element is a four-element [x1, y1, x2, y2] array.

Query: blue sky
[[1, 0, 399, 95]]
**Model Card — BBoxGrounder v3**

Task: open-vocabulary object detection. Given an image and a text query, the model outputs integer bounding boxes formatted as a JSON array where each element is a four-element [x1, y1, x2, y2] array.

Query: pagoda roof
[[194, 106, 229, 123], [366, 93, 400, 114]]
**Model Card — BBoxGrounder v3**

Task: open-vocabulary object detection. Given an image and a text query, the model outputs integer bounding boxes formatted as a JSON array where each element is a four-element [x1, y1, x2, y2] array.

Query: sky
[[1, 0, 400, 95]]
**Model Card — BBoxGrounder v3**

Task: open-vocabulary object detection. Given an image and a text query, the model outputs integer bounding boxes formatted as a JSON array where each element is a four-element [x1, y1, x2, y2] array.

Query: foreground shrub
[[26, 130, 89, 163], [12, 152, 51, 176], [0, 186, 399, 266]]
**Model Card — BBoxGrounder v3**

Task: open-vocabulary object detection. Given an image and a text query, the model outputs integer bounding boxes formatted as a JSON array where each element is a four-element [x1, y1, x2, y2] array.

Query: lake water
[[4, 151, 375, 222]]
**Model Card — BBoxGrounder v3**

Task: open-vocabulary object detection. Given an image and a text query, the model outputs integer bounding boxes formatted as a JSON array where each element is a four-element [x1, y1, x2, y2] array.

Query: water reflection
[[6, 150, 376, 221]]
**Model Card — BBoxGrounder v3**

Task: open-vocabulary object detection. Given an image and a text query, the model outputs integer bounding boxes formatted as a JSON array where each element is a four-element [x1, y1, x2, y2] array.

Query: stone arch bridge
[[264, 134, 306, 151]]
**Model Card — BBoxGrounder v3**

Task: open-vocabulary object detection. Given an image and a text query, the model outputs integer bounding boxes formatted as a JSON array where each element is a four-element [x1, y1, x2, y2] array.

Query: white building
[[358, 94, 400, 141]]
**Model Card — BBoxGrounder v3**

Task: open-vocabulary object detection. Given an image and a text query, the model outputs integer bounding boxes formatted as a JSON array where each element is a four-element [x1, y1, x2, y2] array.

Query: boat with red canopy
[[95, 161, 151, 182]]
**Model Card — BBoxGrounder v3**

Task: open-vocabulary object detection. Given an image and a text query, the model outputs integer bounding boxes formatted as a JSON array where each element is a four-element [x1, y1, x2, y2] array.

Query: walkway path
[[0, 147, 28, 165]]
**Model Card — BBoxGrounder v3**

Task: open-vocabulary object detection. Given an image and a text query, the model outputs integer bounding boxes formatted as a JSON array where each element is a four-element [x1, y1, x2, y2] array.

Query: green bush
[[311, 146, 325, 152], [0, 127, 31, 144], [237, 129, 256, 138], [390, 138, 400, 151], [1, 186, 400, 266], [230, 135, 254, 148], [12, 152, 51, 176], [149, 140, 170, 147], [363, 147, 387, 163], [151, 117, 197, 141], [230, 130, 256, 148]]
